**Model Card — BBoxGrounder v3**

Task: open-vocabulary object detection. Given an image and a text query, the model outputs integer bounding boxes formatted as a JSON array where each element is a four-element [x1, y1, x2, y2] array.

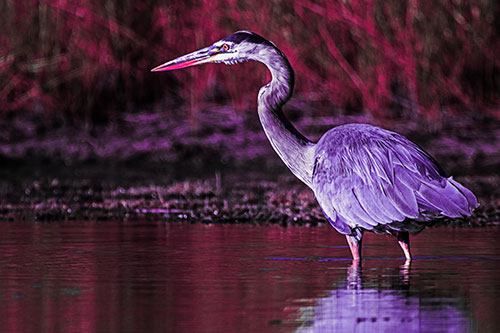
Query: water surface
[[0, 222, 499, 332]]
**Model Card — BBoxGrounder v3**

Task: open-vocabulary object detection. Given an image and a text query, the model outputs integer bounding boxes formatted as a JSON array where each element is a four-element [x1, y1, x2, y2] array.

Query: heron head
[[151, 31, 276, 72]]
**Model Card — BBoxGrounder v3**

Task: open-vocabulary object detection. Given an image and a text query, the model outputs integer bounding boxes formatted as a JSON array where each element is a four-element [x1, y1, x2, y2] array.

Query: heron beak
[[151, 46, 218, 72]]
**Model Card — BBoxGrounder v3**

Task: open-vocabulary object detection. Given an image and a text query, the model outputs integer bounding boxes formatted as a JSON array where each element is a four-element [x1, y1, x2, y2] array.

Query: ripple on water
[[0, 222, 497, 332]]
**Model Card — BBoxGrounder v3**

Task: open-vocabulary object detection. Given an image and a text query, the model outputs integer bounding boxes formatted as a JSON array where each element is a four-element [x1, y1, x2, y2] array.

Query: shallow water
[[0, 222, 498, 332]]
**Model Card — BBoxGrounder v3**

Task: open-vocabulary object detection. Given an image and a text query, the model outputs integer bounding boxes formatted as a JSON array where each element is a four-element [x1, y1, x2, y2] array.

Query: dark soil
[[0, 104, 499, 225], [2, 102, 500, 176], [0, 161, 498, 227]]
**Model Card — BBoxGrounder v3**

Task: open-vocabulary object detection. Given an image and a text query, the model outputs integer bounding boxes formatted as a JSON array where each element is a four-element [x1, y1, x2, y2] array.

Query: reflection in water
[[0, 222, 498, 332], [294, 261, 473, 332]]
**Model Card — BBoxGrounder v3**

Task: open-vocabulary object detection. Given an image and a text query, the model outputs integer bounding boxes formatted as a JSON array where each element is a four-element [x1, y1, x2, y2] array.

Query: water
[[0, 222, 499, 332]]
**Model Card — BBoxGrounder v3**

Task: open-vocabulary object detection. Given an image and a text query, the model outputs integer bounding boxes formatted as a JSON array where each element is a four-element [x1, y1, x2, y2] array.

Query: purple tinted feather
[[388, 175, 419, 218], [415, 192, 442, 213], [312, 123, 478, 233], [367, 147, 394, 185], [417, 182, 467, 217], [351, 189, 380, 226], [330, 179, 377, 229], [393, 165, 420, 190], [333, 213, 354, 234], [448, 177, 479, 211], [313, 176, 352, 234], [353, 186, 393, 224], [319, 204, 351, 234], [372, 187, 406, 222]]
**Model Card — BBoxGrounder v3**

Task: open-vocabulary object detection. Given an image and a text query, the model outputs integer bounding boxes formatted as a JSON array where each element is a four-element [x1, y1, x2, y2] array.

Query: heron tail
[[415, 177, 478, 218]]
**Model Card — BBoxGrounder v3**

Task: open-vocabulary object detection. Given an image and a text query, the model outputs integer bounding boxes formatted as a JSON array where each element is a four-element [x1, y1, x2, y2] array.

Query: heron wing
[[312, 124, 478, 234]]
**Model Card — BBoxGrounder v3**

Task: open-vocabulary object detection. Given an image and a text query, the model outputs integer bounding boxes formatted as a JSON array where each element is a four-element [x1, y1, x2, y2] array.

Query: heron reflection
[[293, 261, 473, 332]]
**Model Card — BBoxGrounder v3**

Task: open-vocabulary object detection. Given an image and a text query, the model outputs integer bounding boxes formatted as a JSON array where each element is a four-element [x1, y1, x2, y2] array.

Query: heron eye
[[222, 43, 230, 51]]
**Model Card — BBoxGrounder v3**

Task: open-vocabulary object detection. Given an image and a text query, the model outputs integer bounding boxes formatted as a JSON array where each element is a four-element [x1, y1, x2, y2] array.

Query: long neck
[[256, 47, 315, 188]]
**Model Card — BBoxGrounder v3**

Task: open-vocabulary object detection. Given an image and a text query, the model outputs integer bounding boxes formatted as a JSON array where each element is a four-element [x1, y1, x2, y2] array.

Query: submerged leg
[[396, 231, 412, 261], [347, 259, 362, 290], [346, 229, 363, 260]]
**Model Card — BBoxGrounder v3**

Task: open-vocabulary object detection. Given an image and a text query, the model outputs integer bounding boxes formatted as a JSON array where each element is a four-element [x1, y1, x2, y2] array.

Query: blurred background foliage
[[1, 0, 499, 128]]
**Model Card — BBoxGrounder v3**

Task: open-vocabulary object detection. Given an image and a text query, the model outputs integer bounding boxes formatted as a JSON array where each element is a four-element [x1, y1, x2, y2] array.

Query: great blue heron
[[152, 31, 478, 261]]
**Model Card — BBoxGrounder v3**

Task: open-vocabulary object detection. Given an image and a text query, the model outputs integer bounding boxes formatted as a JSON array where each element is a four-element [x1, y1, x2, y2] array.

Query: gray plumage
[[152, 31, 479, 260]]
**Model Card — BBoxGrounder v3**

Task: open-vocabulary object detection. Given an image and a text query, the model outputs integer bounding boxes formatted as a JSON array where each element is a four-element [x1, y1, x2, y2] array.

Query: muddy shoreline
[[1, 107, 499, 225], [0, 161, 498, 227]]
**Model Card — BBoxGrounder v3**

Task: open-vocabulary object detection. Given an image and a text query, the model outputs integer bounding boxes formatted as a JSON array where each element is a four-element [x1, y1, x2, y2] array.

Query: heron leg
[[346, 230, 363, 260], [396, 231, 412, 261]]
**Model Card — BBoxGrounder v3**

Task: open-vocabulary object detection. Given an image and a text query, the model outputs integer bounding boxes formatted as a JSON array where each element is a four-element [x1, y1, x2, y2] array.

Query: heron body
[[152, 31, 478, 261]]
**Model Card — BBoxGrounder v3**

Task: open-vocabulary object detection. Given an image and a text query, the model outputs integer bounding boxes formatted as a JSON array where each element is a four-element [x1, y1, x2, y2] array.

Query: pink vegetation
[[1, 0, 499, 124]]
